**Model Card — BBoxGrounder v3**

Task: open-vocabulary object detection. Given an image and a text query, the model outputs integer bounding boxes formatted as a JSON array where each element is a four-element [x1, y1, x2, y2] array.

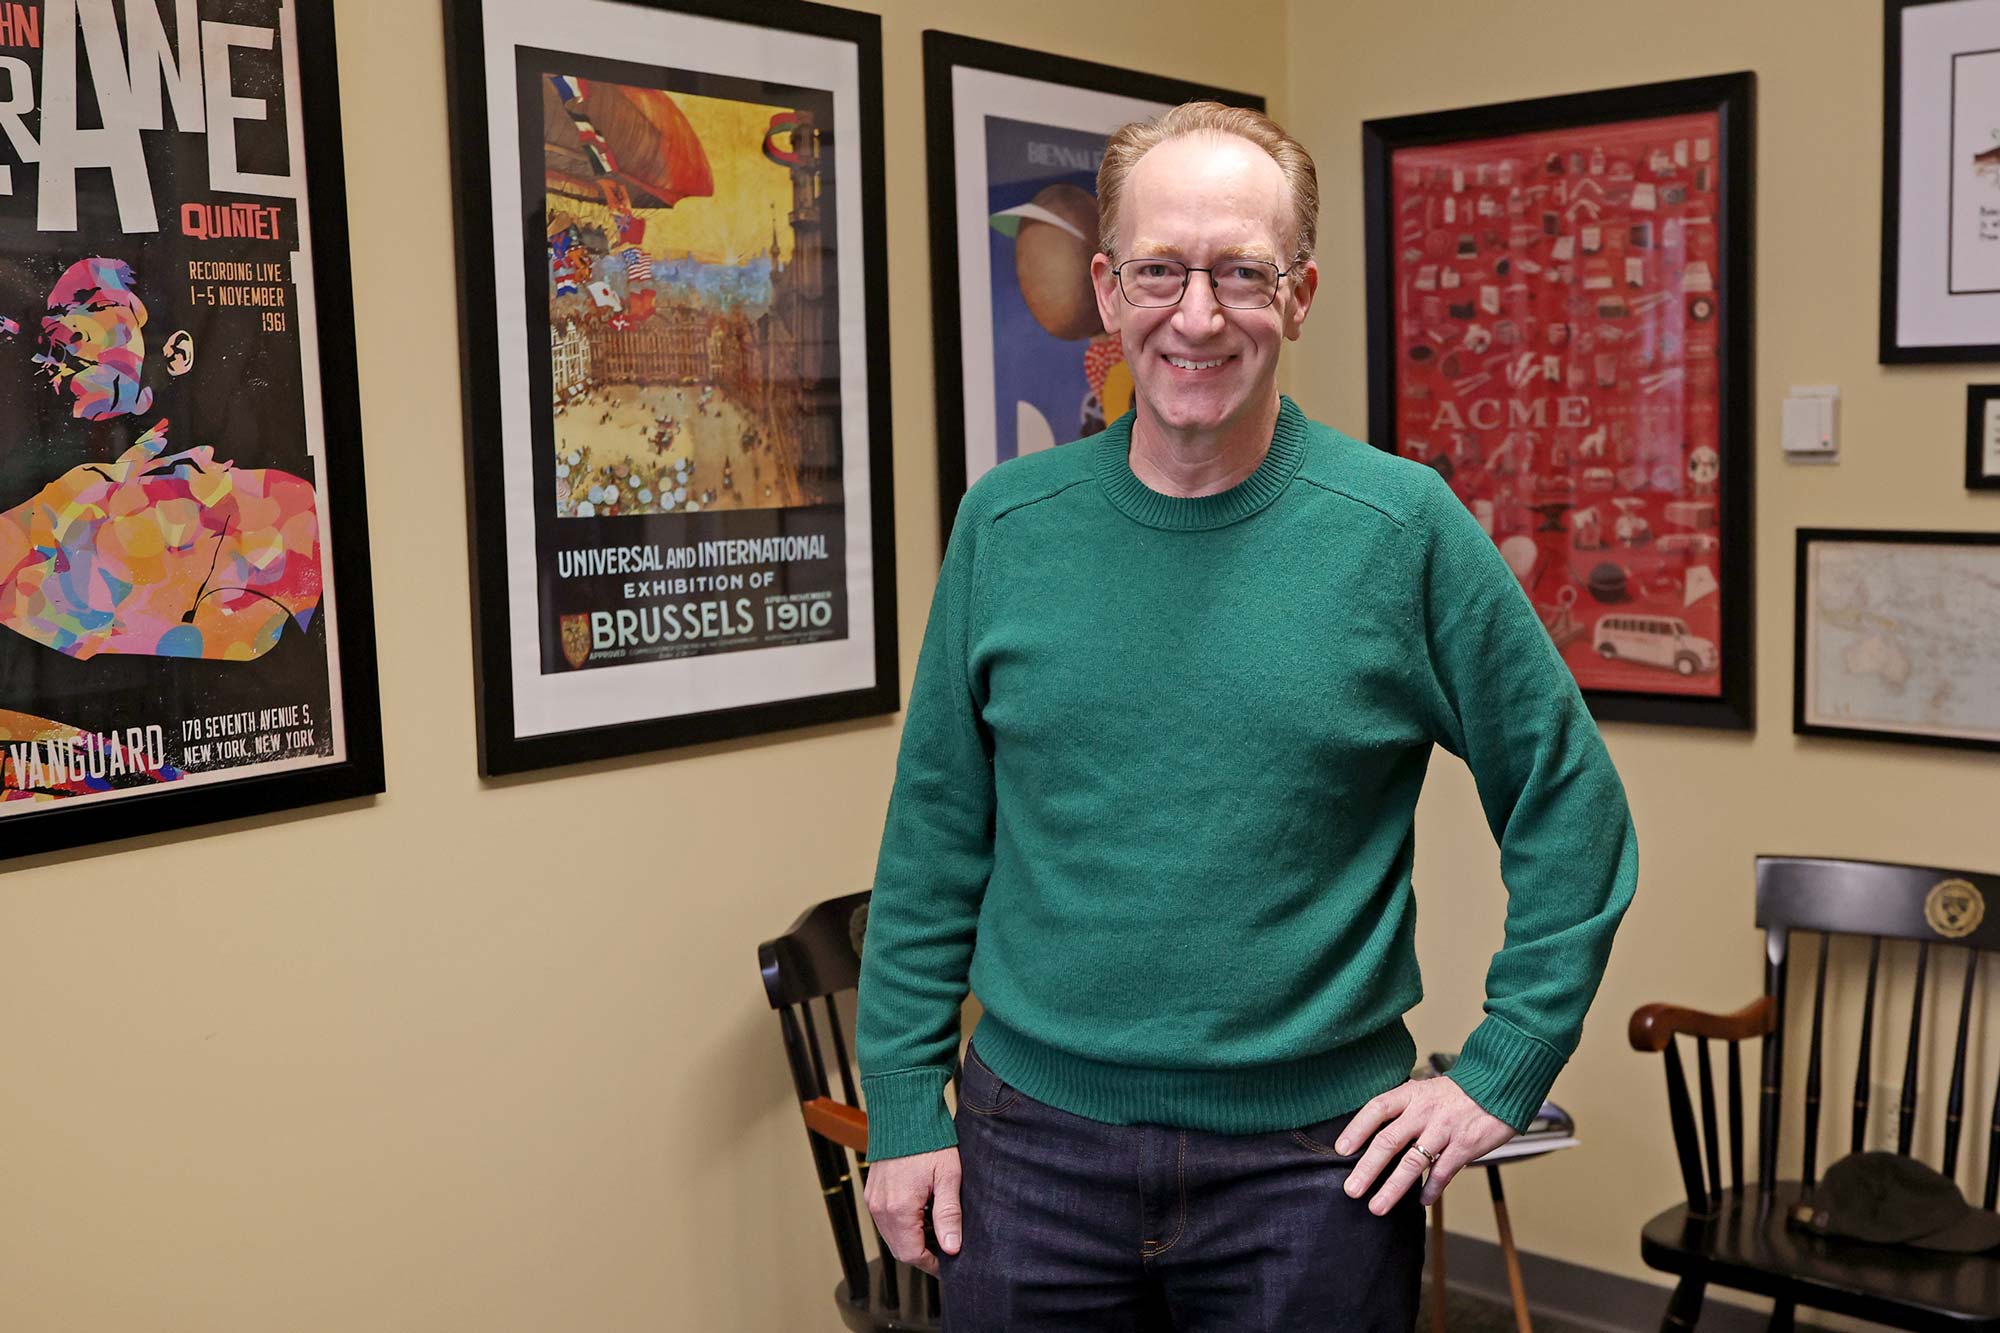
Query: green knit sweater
[[856, 397, 1638, 1161]]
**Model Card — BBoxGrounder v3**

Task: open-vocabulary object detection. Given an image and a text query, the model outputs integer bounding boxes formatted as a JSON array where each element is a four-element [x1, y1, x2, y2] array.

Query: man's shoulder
[[1290, 410, 1448, 530], [955, 434, 1101, 530]]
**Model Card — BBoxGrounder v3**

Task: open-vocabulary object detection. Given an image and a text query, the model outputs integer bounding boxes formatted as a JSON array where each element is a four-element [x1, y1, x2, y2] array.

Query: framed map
[[1795, 529, 2000, 752]]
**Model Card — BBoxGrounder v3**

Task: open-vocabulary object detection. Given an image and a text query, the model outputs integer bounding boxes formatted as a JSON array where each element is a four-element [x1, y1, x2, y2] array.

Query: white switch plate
[[1782, 384, 1839, 461]]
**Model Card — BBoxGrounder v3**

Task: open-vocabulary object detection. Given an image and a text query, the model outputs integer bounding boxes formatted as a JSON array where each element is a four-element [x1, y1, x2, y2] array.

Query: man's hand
[[863, 1147, 963, 1277], [1335, 1078, 1516, 1213]]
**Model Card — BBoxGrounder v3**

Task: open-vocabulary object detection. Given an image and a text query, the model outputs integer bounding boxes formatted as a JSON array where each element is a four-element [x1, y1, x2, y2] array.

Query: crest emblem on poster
[[560, 615, 592, 669]]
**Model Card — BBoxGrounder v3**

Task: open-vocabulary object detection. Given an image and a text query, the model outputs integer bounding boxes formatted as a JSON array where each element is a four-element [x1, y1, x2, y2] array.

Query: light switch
[[1782, 385, 1839, 459]]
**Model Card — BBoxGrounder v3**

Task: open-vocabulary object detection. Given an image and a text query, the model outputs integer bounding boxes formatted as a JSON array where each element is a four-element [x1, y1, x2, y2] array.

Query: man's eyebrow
[[1125, 241, 1280, 263]]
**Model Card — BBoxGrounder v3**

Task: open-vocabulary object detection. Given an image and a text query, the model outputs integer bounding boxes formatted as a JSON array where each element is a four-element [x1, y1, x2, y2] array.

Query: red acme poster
[[1389, 111, 1724, 697]]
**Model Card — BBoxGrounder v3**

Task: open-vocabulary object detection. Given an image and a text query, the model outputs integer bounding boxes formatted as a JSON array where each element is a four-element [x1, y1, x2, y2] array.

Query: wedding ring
[[1411, 1143, 1440, 1165]]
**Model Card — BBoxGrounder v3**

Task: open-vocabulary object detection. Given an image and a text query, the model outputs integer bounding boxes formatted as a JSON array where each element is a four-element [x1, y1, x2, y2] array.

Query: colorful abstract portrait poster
[[923, 34, 1262, 546], [450, 0, 896, 773], [1366, 76, 1755, 731], [0, 0, 381, 850]]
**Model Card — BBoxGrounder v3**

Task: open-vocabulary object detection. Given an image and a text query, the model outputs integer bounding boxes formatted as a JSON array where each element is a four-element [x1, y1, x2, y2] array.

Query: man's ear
[[1091, 251, 1122, 337], [164, 330, 194, 377], [1283, 259, 1319, 341]]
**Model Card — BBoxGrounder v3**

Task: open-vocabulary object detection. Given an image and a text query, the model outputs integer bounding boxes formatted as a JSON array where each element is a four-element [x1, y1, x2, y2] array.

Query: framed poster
[[1968, 384, 2000, 488], [1882, 0, 2000, 362], [922, 33, 1261, 548], [1795, 529, 2000, 752], [444, 0, 898, 775], [1363, 74, 1756, 731], [0, 0, 383, 861]]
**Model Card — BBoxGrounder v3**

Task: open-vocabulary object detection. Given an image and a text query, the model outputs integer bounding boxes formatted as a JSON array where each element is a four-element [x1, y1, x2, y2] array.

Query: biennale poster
[[0, 0, 379, 846], [923, 33, 1262, 544], [982, 115, 1131, 466], [1367, 78, 1757, 731], [449, 0, 895, 774]]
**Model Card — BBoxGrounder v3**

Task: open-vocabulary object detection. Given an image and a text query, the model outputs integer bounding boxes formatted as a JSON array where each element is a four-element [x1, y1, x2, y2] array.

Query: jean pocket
[[956, 1041, 1021, 1117], [1286, 1110, 1363, 1159]]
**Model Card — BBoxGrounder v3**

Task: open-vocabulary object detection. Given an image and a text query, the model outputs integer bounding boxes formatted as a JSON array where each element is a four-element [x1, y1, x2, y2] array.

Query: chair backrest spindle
[[1852, 936, 1881, 1154], [826, 993, 861, 1109], [1802, 933, 1830, 1187], [1757, 928, 1790, 1198], [1944, 951, 1978, 1177], [1697, 1036, 1722, 1205], [1727, 1039, 1745, 1194], [1898, 941, 1930, 1158], [1663, 1037, 1713, 1215]]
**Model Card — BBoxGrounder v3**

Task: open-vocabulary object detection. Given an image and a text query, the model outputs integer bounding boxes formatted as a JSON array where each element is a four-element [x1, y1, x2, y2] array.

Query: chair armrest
[[1628, 996, 1775, 1052], [803, 1096, 869, 1154]]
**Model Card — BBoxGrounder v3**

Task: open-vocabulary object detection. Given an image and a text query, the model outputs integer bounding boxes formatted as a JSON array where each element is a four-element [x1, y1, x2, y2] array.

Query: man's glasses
[[1111, 257, 1295, 310]]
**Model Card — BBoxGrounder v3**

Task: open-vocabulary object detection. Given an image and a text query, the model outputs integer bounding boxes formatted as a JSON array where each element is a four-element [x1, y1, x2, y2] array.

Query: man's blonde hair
[[1096, 102, 1320, 266]]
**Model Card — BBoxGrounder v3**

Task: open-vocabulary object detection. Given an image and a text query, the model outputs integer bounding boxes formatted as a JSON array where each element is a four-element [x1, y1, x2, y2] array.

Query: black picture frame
[[0, 1, 384, 864], [1969, 384, 2000, 489], [1881, 0, 2000, 363], [1362, 74, 1757, 732], [443, 0, 899, 775], [1794, 528, 2000, 752], [922, 33, 1262, 552]]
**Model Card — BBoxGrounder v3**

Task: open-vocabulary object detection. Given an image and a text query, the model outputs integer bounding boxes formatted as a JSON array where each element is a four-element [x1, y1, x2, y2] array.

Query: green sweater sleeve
[[854, 503, 995, 1161], [1412, 473, 1640, 1132]]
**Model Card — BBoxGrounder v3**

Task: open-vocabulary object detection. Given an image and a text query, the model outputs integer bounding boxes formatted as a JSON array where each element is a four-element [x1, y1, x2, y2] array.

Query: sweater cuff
[[1447, 1014, 1569, 1132], [862, 1067, 958, 1161]]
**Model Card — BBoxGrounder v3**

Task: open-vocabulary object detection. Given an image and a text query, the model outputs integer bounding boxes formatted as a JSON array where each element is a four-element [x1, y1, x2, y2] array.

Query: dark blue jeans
[[940, 1041, 1425, 1331]]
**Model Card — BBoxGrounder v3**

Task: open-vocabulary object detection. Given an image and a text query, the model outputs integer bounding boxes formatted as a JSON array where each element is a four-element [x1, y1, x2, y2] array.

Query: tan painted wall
[[9, 0, 2000, 1327], [0, 1, 1283, 1330], [1285, 0, 2000, 1317]]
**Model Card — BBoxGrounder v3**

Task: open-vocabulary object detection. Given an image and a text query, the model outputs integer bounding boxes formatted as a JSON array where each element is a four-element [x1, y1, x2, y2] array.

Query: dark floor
[[1417, 1284, 1621, 1333]]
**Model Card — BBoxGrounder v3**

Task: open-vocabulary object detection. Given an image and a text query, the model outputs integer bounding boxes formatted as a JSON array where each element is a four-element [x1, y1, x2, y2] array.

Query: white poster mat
[[479, 0, 877, 739]]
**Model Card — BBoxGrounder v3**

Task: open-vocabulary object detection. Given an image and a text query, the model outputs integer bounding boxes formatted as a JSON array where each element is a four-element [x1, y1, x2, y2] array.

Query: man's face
[[31, 258, 155, 420], [1090, 133, 1317, 439]]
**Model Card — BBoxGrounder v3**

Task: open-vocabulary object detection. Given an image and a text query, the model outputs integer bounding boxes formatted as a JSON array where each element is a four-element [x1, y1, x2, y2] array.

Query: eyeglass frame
[[1107, 254, 1305, 310]]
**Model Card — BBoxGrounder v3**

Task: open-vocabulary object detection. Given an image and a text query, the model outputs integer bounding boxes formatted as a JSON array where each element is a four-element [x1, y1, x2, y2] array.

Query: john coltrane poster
[[0, 0, 382, 853]]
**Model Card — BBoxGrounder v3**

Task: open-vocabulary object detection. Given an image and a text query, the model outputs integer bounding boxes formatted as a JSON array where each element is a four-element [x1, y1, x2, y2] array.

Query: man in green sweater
[[857, 101, 1638, 1330]]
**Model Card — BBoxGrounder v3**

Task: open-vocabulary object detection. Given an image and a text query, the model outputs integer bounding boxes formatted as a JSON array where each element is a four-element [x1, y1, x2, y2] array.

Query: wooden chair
[[759, 890, 942, 1331], [1630, 856, 2000, 1331]]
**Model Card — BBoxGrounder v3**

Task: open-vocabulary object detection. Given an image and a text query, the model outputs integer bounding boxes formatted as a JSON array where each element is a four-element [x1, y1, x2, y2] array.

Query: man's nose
[[1173, 272, 1227, 334]]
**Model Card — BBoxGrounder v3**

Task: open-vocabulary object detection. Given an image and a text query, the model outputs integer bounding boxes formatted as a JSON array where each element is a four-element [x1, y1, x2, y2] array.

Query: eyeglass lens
[[1119, 259, 1281, 309]]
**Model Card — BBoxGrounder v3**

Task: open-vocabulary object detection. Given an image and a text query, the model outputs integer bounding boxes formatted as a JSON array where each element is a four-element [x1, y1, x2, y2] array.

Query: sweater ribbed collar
[[1093, 395, 1308, 531]]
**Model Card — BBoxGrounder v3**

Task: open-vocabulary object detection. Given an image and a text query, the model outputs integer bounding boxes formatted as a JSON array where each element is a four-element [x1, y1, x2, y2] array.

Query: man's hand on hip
[[863, 1146, 962, 1277], [1334, 1078, 1517, 1213]]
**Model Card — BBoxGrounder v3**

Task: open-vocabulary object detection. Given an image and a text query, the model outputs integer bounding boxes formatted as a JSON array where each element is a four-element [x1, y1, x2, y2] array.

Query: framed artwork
[[1968, 384, 2000, 488], [1795, 529, 2000, 752], [922, 33, 1261, 548], [444, 0, 898, 775], [1363, 74, 1756, 731], [1882, 0, 2000, 362], [0, 0, 384, 861]]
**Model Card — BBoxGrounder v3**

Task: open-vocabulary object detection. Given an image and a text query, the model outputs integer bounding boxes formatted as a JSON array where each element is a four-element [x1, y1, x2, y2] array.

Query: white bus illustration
[[1592, 613, 1717, 676]]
